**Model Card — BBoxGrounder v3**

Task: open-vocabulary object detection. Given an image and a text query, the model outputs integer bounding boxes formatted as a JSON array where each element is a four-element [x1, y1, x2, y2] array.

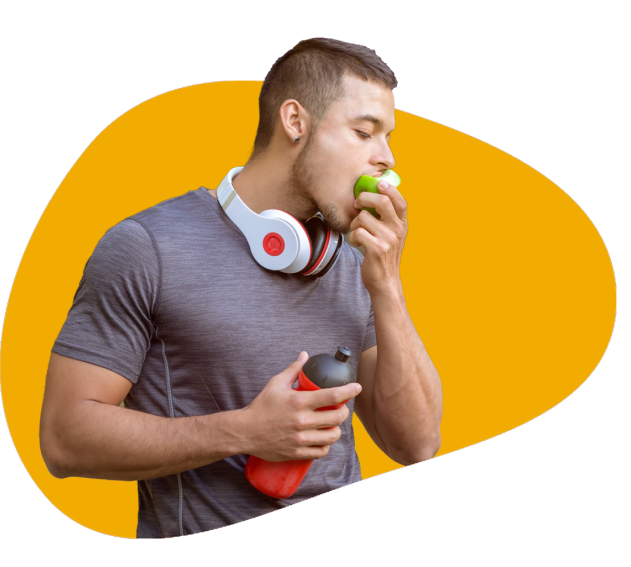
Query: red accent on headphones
[[276, 209, 312, 262], [217, 168, 343, 275], [262, 233, 285, 256], [302, 226, 331, 276]]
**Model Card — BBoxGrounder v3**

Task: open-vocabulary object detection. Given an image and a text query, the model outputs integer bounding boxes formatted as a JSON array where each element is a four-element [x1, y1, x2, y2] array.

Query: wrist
[[201, 408, 252, 459], [368, 279, 405, 304], [229, 406, 259, 456]]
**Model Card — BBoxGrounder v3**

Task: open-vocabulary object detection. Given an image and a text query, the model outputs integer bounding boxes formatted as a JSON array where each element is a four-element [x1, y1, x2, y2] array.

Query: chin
[[319, 202, 350, 234]]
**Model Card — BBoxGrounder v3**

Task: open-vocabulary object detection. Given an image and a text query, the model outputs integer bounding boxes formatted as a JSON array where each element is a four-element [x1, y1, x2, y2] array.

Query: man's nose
[[374, 141, 395, 170], [384, 149, 395, 170]]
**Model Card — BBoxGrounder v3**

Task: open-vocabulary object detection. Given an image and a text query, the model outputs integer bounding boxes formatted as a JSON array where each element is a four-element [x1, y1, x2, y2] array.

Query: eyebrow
[[352, 114, 394, 135]]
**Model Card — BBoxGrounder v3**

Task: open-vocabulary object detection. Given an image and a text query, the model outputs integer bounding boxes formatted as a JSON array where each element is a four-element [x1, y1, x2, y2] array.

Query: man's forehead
[[337, 75, 395, 131]]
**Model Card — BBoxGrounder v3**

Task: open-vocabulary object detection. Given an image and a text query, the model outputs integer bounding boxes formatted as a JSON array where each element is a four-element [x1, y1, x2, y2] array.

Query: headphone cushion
[[302, 215, 329, 274], [311, 233, 343, 278]]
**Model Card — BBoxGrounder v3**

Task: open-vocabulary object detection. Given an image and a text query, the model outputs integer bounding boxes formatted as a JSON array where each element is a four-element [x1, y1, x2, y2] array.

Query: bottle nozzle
[[335, 346, 351, 363]]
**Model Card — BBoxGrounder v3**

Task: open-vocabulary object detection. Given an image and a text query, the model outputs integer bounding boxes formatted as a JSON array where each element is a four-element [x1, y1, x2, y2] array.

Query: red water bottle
[[245, 346, 356, 499]]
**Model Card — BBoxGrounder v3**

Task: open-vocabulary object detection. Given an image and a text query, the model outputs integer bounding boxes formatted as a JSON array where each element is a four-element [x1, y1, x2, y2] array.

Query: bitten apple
[[354, 169, 402, 218]]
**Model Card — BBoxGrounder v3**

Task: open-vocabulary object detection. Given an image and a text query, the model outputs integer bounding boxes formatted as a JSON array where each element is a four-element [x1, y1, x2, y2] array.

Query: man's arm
[[354, 304, 442, 465], [349, 179, 443, 465], [40, 352, 361, 481]]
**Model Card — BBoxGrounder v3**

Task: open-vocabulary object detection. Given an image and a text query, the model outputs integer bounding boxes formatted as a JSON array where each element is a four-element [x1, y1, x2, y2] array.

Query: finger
[[349, 208, 385, 238], [314, 405, 350, 428], [306, 382, 362, 410], [272, 351, 309, 388], [297, 427, 341, 447], [296, 444, 331, 460], [355, 181, 407, 223], [354, 190, 401, 226], [294, 405, 348, 430], [348, 226, 381, 254], [348, 211, 387, 246], [347, 228, 359, 247], [377, 180, 408, 223]]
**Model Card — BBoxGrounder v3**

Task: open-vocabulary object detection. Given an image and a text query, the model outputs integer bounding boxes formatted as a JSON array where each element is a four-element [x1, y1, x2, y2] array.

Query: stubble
[[288, 133, 349, 234]]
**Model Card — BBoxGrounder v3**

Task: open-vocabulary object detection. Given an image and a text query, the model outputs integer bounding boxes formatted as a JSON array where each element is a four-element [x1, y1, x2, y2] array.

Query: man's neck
[[209, 154, 317, 222]]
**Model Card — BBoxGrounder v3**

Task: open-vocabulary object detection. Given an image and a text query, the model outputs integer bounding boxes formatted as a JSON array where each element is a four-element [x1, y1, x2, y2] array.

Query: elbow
[[46, 462, 71, 480], [40, 426, 73, 479], [418, 434, 441, 462], [393, 432, 441, 466], [41, 445, 71, 479]]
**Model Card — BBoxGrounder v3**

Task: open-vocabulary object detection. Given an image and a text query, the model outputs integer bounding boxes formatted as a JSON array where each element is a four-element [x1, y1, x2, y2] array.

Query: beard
[[288, 134, 350, 235], [317, 201, 349, 235]]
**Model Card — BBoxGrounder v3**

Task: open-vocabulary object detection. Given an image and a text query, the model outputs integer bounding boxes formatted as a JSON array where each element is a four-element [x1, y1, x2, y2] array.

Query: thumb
[[273, 351, 308, 388]]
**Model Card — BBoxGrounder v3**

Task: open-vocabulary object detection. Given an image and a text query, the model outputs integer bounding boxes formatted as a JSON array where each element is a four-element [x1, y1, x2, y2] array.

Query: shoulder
[[102, 217, 151, 241], [130, 189, 211, 227], [86, 220, 160, 292], [128, 188, 228, 247], [67, 218, 162, 320], [96, 219, 155, 261]]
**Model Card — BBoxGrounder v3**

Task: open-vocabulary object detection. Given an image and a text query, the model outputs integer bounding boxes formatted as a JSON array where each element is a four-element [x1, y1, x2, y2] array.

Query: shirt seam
[[126, 217, 163, 320]]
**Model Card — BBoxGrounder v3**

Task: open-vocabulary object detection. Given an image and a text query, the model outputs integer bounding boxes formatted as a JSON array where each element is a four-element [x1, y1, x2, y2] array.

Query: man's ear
[[278, 99, 311, 144]]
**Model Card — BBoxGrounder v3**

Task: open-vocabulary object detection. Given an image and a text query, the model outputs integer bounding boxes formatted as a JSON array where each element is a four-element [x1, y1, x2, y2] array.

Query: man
[[40, 38, 443, 537]]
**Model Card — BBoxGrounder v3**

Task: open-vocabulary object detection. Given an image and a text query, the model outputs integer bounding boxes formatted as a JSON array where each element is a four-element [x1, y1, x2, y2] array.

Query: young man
[[40, 38, 443, 537]]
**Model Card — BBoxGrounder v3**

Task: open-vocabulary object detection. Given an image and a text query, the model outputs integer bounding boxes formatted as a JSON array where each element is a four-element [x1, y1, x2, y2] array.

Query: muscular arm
[[40, 352, 360, 481], [40, 353, 244, 480], [354, 288, 443, 465], [350, 178, 443, 465]]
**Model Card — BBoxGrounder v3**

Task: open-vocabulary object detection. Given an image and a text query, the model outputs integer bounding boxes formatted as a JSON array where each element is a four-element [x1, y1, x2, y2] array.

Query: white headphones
[[217, 167, 343, 277]]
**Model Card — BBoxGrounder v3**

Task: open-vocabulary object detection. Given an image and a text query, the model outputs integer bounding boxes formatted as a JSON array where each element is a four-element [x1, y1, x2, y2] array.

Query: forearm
[[371, 284, 443, 464], [41, 401, 247, 481], [41, 351, 358, 481]]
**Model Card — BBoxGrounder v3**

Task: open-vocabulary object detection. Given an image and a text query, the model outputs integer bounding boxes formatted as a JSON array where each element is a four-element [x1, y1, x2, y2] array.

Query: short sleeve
[[52, 219, 160, 383], [362, 302, 376, 352]]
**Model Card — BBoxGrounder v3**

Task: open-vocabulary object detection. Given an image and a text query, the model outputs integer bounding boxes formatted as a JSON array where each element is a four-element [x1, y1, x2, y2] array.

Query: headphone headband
[[218, 167, 310, 272], [217, 167, 342, 276]]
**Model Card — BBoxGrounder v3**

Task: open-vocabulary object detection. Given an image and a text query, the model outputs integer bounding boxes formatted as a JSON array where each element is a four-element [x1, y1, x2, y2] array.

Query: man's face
[[290, 74, 396, 234]]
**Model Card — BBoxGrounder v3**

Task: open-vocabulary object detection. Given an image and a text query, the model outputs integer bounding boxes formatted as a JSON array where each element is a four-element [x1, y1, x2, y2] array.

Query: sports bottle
[[245, 346, 356, 499]]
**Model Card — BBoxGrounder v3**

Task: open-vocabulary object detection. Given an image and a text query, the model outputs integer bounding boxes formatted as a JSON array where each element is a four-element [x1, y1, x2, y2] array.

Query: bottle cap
[[302, 347, 356, 389], [335, 346, 351, 362]]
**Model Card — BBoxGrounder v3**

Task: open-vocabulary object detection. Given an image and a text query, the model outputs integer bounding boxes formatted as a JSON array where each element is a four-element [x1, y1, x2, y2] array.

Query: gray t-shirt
[[52, 187, 376, 537]]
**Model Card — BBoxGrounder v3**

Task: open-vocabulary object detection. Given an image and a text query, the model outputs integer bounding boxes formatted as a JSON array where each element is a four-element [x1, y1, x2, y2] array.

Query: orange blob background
[[0, 81, 616, 538]]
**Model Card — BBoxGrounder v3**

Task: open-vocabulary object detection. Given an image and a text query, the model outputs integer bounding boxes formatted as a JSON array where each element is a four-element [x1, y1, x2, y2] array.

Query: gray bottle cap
[[302, 347, 356, 389], [335, 346, 351, 362]]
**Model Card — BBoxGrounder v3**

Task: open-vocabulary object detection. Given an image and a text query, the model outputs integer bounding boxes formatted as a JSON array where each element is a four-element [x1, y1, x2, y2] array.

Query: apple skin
[[354, 175, 381, 199], [354, 172, 401, 218]]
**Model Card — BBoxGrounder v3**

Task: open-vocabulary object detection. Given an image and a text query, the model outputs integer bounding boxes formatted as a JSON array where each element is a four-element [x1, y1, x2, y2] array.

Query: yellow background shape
[[1, 81, 616, 539]]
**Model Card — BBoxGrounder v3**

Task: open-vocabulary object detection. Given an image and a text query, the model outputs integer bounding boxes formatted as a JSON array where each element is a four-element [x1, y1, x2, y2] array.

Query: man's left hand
[[348, 180, 408, 296]]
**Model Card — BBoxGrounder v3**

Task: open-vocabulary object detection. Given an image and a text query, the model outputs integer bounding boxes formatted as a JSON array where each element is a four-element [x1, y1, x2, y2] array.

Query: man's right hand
[[239, 352, 362, 462]]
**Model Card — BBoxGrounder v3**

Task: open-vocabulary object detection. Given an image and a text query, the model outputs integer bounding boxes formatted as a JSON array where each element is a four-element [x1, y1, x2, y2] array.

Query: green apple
[[354, 169, 402, 218]]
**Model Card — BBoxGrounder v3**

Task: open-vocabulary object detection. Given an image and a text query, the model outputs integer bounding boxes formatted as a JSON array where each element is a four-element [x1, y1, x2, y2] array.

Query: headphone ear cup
[[310, 232, 343, 278], [259, 209, 312, 273], [301, 214, 343, 277], [301, 215, 329, 275]]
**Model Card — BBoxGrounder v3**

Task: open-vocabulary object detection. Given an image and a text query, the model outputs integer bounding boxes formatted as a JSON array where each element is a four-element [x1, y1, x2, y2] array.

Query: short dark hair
[[251, 38, 397, 158]]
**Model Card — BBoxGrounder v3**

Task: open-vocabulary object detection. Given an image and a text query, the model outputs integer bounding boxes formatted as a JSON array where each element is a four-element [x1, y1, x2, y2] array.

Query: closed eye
[[355, 130, 371, 139]]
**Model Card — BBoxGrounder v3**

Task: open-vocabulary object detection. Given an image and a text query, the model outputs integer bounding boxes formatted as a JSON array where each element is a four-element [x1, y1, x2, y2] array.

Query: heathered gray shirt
[[52, 187, 376, 538]]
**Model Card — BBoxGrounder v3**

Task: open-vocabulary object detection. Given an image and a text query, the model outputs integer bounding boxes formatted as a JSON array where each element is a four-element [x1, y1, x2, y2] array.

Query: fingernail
[[378, 181, 388, 190], [297, 351, 306, 360], [356, 384, 362, 393]]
